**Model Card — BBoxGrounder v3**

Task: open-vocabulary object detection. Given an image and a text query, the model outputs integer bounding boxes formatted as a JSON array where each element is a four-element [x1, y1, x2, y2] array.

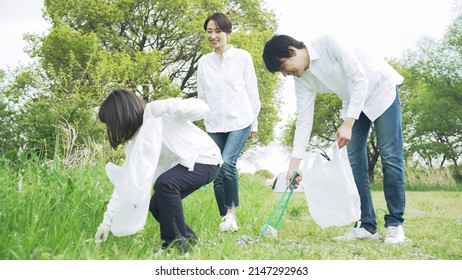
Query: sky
[[264, 0, 456, 58], [0, 0, 457, 175], [0, 1, 50, 69], [0, 0, 456, 69]]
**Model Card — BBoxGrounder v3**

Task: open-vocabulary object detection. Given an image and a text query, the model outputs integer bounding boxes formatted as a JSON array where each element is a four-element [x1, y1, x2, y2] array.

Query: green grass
[[1, 157, 461, 260]]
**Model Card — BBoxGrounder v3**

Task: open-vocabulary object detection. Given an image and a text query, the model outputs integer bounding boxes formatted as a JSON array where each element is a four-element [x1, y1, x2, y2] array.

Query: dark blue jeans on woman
[[347, 87, 406, 234], [208, 125, 251, 216], [149, 163, 220, 253]]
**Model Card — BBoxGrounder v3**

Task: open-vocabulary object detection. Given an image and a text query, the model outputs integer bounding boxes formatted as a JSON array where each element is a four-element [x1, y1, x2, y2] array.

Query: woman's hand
[[94, 223, 111, 243]]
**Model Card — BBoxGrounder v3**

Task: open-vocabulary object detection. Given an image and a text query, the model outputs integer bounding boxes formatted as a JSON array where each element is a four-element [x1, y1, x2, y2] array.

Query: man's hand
[[287, 171, 301, 190], [335, 117, 355, 148], [286, 158, 302, 188], [95, 223, 111, 243]]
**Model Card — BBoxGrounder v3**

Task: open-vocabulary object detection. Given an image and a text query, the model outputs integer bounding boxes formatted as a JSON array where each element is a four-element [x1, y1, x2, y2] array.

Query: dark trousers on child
[[149, 163, 219, 253]]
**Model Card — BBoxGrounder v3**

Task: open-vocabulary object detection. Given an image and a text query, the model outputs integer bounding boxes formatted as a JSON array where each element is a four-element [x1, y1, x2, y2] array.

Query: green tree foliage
[[402, 8, 462, 180], [282, 93, 342, 150], [5, 0, 279, 158]]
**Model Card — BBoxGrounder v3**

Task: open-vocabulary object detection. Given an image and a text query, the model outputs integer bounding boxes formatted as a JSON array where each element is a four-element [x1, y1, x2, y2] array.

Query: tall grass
[[405, 166, 460, 191], [1, 151, 462, 260]]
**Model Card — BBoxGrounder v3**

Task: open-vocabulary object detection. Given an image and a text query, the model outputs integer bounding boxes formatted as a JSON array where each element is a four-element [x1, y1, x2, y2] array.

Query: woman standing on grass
[[94, 89, 222, 255], [197, 12, 261, 232]]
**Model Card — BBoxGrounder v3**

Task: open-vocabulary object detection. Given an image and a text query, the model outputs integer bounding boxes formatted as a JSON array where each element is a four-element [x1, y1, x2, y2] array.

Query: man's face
[[278, 46, 308, 78], [279, 57, 303, 77]]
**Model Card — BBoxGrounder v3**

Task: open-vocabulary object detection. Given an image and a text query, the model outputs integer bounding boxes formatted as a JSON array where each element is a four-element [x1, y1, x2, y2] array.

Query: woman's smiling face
[[206, 20, 229, 50]]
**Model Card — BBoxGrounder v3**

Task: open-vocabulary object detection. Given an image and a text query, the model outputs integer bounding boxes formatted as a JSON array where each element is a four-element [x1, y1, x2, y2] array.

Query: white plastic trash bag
[[303, 142, 361, 229]]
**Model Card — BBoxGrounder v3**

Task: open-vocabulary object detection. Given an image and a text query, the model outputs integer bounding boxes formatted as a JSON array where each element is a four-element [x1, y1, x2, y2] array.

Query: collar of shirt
[[305, 40, 320, 73], [212, 45, 236, 60]]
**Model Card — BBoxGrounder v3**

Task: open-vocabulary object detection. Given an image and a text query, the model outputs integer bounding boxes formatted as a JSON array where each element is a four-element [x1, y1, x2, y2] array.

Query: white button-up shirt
[[102, 98, 223, 236], [292, 34, 404, 158], [197, 45, 261, 133]]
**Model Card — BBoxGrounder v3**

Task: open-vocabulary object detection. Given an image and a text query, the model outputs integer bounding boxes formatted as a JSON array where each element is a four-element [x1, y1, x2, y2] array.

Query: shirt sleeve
[[292, 78, 316, 159], [243, 52, 261, 132], [197, 60, 206, 103], [326, 35, 368, 120], [101, 160, 125, 226], [149, 98, 210, 121], [102, 188, 118, 225]]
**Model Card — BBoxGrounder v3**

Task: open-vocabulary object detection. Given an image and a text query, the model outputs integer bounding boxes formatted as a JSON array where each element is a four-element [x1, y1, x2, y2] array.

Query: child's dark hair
[[203, 12, 232, 33], [98, 89, 146, 149], [262, 35, 305, 73]]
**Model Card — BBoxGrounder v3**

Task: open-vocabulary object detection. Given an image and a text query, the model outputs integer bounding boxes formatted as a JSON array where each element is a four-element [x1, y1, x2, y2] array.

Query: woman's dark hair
[[262, 35, 306, 73], [203, 12, 232, 33], [98, 89, 146, 149]]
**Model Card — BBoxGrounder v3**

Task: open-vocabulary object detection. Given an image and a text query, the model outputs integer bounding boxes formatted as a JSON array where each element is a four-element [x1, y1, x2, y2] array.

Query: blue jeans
[[347, 87, 406, 234], [208, 126, 251, 216]]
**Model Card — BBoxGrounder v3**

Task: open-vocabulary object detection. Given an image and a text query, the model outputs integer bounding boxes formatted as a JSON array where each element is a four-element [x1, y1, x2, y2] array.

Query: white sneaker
[[334, 226, 379, 241], [384, 225, 405, 244], [219, 213, 238, 232]]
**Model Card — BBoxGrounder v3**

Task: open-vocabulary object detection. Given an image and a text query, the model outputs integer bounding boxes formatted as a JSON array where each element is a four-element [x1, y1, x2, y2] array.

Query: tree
[[12, 0, 279, 157], [282, 93, 341, 148], [402, 26, 462, 180]]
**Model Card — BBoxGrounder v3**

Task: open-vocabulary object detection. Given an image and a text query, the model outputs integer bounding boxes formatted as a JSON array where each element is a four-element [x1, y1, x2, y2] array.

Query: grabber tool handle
[[260, 171, 300, 236], [260, 186, 289, 236], [288, 171, 300, 190], [273, 171, 300, 230]]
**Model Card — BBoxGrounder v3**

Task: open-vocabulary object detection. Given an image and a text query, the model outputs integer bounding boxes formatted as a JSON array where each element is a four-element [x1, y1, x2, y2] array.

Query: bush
[[254, 169, 274, 179]]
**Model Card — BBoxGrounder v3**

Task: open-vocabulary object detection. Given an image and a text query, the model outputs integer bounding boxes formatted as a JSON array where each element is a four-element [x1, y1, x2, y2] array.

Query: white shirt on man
[[292, 34, 404, 158]]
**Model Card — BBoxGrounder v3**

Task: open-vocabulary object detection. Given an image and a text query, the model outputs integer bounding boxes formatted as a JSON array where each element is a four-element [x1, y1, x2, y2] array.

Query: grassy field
[[1, 156, 461, 260]]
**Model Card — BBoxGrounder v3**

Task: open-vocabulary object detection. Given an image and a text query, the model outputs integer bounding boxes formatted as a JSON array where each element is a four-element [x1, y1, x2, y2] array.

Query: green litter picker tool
[[260, 171, 300, 237]]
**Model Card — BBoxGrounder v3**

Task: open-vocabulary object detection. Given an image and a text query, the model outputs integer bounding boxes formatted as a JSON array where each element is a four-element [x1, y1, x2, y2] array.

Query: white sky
[[0, 0, 457, 175], [0, 1, 50, 69], [0, 0, 456, 69], [264, 0, 456, 58]]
